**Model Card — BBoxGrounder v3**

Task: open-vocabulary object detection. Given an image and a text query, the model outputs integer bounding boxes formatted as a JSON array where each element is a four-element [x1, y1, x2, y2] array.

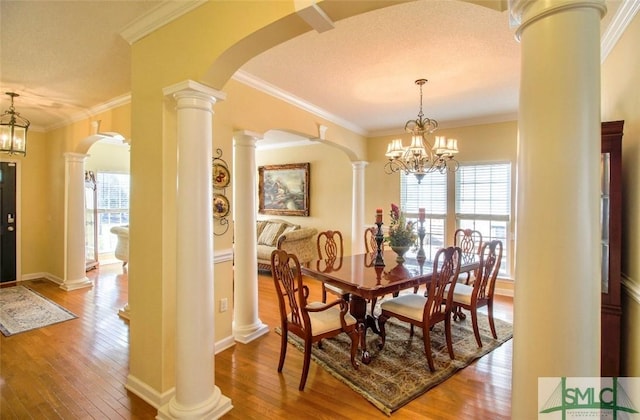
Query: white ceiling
[[0, 0, 628, 136]]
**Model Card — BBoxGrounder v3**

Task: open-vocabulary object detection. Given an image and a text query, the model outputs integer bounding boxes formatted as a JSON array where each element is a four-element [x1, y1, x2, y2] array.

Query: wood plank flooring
[[1, 264, 513, 419]]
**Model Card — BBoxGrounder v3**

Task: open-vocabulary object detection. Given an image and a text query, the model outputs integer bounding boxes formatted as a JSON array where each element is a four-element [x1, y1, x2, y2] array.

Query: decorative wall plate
[[213, 164, 230, 189], [213, 194, 230, 219]]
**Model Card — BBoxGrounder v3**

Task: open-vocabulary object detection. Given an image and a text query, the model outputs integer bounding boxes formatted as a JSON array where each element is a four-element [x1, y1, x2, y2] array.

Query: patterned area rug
[[278, 310, 512, 415], [0, 286, 77, 336]]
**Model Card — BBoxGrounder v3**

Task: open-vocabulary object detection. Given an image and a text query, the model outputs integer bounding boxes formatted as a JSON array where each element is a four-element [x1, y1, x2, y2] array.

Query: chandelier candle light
[[0, 92, 30, 156], [384, 79, 459, 183]]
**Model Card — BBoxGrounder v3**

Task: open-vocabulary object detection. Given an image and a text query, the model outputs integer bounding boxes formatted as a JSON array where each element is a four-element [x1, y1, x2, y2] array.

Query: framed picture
[[258, 162, 310, 216]]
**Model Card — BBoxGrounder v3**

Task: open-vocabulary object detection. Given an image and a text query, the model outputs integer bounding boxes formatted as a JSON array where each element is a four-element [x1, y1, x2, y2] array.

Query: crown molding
[[45, 94, 131, 132], [120, 0, 208, 45], [601, 0, 640, 62], [232, 70, 367, 136]]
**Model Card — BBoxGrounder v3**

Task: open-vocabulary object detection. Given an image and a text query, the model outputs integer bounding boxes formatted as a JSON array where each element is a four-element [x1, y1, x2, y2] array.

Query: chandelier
[[384, 79, 459, 183], [0, 92, 30, 156]]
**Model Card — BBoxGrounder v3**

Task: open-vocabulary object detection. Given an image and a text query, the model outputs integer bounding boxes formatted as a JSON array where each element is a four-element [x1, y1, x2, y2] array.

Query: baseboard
[[215, 335, 236, 354], [125, 374, 174, 410], [21, 272, 63, 285]]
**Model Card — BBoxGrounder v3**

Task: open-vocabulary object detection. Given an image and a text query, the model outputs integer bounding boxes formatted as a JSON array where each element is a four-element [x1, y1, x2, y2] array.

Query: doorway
[[0, 161, 17, 283]]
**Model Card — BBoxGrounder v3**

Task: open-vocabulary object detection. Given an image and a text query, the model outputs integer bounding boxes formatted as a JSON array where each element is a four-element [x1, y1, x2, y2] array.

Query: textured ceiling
[[0, 0, 626, 135]]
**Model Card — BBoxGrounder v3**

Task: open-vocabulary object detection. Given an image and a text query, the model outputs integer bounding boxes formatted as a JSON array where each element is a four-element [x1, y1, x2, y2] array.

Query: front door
[[0, 162, 17, 283]]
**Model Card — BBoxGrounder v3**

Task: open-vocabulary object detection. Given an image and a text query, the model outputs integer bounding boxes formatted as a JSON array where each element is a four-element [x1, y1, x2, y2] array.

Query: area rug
[[278, 311, 512, 415], [0, 286, 77, 336]]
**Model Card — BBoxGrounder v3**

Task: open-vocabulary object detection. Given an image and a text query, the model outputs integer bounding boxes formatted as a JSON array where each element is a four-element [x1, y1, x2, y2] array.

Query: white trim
[[215, 335, 236, 355], [120, 0, 208, 45], [601, 0, 640, 62], [622, 274, 640, 304], [495, 287, 514, 297], [214, 248, 233, 264], [44, 94, 132, 132], [232, 70, 367, 136], [125, 374, 174, 409], [20, 272, 63, 285]]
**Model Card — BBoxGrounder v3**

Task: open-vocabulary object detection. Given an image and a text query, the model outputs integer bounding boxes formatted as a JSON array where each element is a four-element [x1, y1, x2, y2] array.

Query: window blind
[[456, 163, 510, 219]]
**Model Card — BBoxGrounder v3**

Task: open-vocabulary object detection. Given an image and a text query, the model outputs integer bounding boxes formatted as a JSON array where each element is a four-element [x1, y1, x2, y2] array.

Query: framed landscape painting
[[258, 162, 310, 216]]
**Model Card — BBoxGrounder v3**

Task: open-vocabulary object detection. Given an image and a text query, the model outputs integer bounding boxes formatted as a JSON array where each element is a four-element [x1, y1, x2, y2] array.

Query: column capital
[[351, 160, 369, 170], [509, 0, 606, 40], [163, 79, 226, 105], [233, 130, 263, 147]]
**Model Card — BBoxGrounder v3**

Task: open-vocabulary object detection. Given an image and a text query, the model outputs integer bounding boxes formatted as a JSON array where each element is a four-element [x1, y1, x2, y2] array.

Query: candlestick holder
[[416, 219, 426, 261], [374, 221, 385, 267]]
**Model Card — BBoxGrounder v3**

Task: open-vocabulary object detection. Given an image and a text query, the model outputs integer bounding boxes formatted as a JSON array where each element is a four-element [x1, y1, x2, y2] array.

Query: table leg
[[349, 296, 380, 364]]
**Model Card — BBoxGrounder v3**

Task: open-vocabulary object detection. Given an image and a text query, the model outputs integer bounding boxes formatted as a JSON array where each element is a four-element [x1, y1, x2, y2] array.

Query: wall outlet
[[219, 298, 228, 312]]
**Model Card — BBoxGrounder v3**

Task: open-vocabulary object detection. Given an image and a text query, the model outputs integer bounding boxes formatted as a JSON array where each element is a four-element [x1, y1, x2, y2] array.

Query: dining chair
[[270, 249, 359, 391], [364, 226, 381, 254], [316, 230, 349, 303], [454, 228, 483, 284], [451, 240, 502, 347], [378, 246, 462, 372]]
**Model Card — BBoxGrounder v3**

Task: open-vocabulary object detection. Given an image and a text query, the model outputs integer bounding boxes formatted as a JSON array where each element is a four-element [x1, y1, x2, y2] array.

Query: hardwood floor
[[1, 264, 513, 419]]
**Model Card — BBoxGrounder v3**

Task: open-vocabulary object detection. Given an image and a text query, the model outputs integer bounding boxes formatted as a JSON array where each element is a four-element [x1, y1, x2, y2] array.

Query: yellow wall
[[601, 12, 640, 375], [256, 143, 354, 251], [14, 131, 49, 274], [13, 0, 637, 404], [85, 142, 130, 173]]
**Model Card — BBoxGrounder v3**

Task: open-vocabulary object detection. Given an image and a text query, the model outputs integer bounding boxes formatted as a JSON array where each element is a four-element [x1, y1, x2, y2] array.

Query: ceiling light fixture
[[0, 92, 30, 156], [384, 79, 459, 183]]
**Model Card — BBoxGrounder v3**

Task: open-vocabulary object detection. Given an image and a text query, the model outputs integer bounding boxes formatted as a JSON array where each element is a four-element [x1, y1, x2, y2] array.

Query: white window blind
[[455, 163, 511, 275], [401, 171, 447, 216], [96, 172, 130, 253], [401, 171, 447, 258], [456, 164, 510, 219]]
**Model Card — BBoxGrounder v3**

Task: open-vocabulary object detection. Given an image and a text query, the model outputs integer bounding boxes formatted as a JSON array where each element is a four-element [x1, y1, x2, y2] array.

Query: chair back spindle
[[425, 246, 462, 320]]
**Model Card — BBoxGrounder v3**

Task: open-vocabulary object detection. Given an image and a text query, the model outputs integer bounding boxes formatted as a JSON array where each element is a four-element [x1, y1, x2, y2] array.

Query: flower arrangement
[[386, 203, 417, 247]]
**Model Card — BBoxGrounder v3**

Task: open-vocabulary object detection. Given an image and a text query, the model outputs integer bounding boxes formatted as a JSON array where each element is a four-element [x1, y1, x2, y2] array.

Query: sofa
[[256, 219, 317, 272], [110, 225, 129, 268]]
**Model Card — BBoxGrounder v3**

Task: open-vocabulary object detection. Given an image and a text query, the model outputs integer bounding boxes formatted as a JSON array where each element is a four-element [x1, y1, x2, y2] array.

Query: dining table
[[301, 249, 481, 364]]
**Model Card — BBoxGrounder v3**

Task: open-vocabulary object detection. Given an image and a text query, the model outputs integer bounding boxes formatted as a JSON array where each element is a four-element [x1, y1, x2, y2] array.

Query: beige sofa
[[256, 219, 317, 272]]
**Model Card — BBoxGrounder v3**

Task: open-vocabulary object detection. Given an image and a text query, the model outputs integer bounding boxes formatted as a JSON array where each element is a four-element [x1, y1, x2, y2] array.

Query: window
[[400, 171, 447, 259], [455, 163, 511, 275], [96, 172, 130, 254]]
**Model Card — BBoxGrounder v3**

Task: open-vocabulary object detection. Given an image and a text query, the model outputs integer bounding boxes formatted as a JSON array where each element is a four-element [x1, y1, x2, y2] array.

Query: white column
[[510, 1, 606, 418], [232, 131, 269, 343], [158, 80, 231, 420], [61, 153, 92, 291], [351, 161, 368, 255]]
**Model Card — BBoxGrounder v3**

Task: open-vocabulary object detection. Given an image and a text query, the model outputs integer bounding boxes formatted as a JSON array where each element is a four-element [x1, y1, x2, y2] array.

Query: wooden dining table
[[301, 249, 480, 364]]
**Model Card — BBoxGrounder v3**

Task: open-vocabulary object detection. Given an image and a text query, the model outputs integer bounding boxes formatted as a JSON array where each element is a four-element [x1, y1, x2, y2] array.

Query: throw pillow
[[258, 222, 284, 246]]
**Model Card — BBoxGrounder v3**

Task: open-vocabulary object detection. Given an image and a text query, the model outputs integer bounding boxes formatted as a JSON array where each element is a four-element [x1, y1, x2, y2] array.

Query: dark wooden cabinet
[[601, 120, 623, 377]]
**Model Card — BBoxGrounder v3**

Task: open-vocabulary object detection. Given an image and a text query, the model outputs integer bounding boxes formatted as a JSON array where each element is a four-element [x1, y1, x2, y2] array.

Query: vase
[[390, 245, 410, 263]]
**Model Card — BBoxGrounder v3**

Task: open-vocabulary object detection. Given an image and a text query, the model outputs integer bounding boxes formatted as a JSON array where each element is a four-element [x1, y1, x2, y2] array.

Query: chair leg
[[347, 329, 360, 370], [299, 339, 313, 391], [445, 315, 455, 360], [377, 314, 388, 349], [278, 326, 288, 372], [422, 325, 435, 372], [321, 285, 327, 303], [471, 309, 482, 348], [487, 301, 497, 339], [370, 297, 378, 317]]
